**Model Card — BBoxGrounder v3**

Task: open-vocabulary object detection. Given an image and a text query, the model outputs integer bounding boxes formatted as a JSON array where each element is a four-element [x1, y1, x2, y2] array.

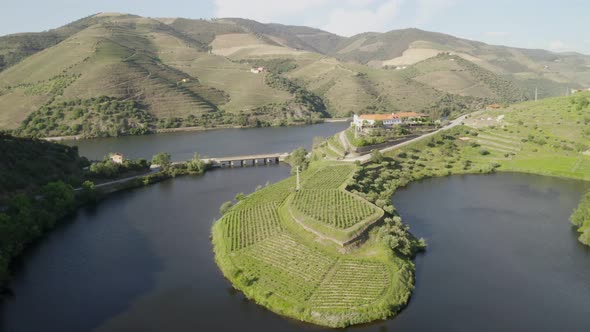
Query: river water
[[2, 125, 590, 331], [63, 122, 350, 161]]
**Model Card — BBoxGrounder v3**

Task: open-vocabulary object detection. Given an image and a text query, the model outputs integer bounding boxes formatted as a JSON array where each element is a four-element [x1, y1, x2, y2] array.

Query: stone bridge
[[203, 153, 289, 167]]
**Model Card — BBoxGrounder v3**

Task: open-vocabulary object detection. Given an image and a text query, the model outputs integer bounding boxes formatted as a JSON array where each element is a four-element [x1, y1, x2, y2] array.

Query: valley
[[1, 8, 590, 331]]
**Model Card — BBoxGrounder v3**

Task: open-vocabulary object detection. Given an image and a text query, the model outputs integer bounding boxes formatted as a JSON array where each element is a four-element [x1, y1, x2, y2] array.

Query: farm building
[[353, 112, 427, 128], [250, 67, 266, 74]]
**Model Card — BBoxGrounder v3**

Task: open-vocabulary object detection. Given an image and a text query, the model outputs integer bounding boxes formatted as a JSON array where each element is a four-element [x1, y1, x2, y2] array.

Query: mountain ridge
[[0, 13, 588, 138]]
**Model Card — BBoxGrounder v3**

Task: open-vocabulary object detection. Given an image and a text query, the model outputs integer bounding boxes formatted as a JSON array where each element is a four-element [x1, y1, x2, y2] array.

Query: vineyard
[[302, 165, 354, 189], [212, 162, 413, 327], [291, 189, 380, 229], [310, 259, 389, 309], [222, 202, 283, 251], [236, 234, 336, 302]]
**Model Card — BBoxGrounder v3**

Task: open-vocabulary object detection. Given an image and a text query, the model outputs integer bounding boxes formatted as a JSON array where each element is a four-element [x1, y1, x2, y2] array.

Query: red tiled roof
[[359, 114, 395, 121]]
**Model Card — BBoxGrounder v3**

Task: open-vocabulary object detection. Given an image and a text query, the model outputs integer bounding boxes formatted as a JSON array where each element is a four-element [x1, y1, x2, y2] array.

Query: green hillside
[[403, 53, 527, 103], [1, 14, 588, 137]]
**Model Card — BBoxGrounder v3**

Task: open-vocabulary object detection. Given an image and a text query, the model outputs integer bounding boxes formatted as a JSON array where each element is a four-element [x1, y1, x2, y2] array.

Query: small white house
[[110, 153, 124, 164], [250, 67, 266, 74]]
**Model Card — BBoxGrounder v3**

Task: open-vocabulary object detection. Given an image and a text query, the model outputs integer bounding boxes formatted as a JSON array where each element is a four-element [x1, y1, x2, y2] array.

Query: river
[[2, 126, 590, 331], [63, 122, 350, 161]]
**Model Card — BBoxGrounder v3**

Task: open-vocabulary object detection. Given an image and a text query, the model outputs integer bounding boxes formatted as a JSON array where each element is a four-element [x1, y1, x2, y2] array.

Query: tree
[[220, 201, 233, 215], [152, 152, 172, 169], [374, 120, 384, 127], [80, 180, 98, 203], [235, 192, 246, 201], [40, 181, 76, 218], [370, 149, 384, 163], [289, 147, 309, 174], [187, 152, 206, 174]]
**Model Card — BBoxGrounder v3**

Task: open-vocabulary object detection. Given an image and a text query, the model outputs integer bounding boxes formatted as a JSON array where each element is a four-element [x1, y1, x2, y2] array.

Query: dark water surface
[[64, 122, 349, 161], [389, 174, 590, 332], [2, 169, 590, 331]]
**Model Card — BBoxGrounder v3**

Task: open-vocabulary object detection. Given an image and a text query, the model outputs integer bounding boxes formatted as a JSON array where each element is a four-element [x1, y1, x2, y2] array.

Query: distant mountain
[[0, 13, 588, 138]]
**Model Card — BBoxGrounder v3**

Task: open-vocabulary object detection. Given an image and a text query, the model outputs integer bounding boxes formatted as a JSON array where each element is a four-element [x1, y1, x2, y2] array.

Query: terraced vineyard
[[212, 162, 413, 327], [237, 234, 335, 302], [292, 189, 379, 229], [223, 202, 283, 251], [310, 259, 389, 309], [302, 164, 353, 189]]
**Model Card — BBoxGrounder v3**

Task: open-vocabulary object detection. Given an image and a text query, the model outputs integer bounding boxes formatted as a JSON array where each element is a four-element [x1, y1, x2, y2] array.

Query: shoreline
[[41, 119, 351, 142]]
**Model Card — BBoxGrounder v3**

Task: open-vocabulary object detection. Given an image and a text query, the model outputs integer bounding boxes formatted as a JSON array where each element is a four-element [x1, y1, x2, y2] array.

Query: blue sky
[[2, 0, 589, 54]]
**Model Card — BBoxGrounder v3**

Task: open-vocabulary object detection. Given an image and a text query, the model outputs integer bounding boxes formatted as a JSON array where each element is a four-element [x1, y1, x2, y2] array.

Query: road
[[342, 113, 473, 163], [74, 166, 160, 192]]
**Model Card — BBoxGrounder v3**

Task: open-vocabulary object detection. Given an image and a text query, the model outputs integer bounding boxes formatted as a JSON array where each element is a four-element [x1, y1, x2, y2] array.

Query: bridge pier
[[230, 160, 242, 167], [243, 159, 255, 166]]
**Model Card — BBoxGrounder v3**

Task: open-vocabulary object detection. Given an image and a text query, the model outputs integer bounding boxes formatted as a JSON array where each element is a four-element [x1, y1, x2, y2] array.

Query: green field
[[212, 162, 415, 327], [346, 92, 590, 247]]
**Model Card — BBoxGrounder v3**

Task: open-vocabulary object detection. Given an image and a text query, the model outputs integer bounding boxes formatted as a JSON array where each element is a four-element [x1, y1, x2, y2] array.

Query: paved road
[[74, 167, 160, 191], [342, 113, 473, 163]]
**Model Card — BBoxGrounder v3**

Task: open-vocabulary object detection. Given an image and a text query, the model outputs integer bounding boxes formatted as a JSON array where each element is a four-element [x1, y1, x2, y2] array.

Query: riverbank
[[42, 119, 347, 142]]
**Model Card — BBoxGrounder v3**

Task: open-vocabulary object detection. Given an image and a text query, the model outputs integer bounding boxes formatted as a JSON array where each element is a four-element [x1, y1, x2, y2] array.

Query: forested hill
[[0, 134, 87, 197], [0, 134, 92, 291], [0, 13, 588, 138]]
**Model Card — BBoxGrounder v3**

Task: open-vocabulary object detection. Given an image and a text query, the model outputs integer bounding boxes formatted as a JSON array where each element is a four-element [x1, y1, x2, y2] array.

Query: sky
[[2, 0, 589, 54]]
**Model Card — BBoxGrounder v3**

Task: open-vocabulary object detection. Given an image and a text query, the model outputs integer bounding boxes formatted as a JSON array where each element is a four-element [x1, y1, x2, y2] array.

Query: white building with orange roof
[[353, 112, 427, 128]]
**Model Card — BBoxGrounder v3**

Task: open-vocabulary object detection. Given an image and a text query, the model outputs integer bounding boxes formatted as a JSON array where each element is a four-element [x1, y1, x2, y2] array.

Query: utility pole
[[296, 166, 301, 191]]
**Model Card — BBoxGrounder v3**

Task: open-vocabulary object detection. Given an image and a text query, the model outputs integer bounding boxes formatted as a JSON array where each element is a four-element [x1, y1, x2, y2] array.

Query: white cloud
[[415, 0, 458, 25], [322, 0, 402, 36], [213, 0, 331, 22]]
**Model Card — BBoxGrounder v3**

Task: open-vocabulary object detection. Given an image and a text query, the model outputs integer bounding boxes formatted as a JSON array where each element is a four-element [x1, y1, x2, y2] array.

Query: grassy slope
[[1, 15, 588, 134], [0, 15, 307, 135], [359, 93, 590, 247], [0, 18, 227, 130], [326, 28, 590, 87], [212, 161, 414, 327]]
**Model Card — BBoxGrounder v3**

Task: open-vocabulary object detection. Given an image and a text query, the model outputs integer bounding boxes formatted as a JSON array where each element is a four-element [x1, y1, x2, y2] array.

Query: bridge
[[203, 153, 289, 168]]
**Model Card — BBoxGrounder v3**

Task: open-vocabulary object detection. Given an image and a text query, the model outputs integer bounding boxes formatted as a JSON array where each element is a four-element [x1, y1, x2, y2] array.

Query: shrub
[[220, 201, 233, 215]]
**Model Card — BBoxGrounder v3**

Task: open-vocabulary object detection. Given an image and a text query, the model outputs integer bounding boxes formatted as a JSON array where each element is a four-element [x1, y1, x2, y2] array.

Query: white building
[[250, 67, 266, 74], [353, 112, 427, 128], [110, 153, 124, 164]]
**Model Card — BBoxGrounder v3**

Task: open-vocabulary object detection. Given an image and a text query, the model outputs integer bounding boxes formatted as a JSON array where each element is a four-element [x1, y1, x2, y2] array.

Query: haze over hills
[[0, 13, 589, 138]]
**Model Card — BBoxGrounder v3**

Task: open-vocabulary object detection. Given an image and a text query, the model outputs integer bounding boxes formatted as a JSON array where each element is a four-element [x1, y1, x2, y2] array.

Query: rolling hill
[[1, 13, 588, 138]]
